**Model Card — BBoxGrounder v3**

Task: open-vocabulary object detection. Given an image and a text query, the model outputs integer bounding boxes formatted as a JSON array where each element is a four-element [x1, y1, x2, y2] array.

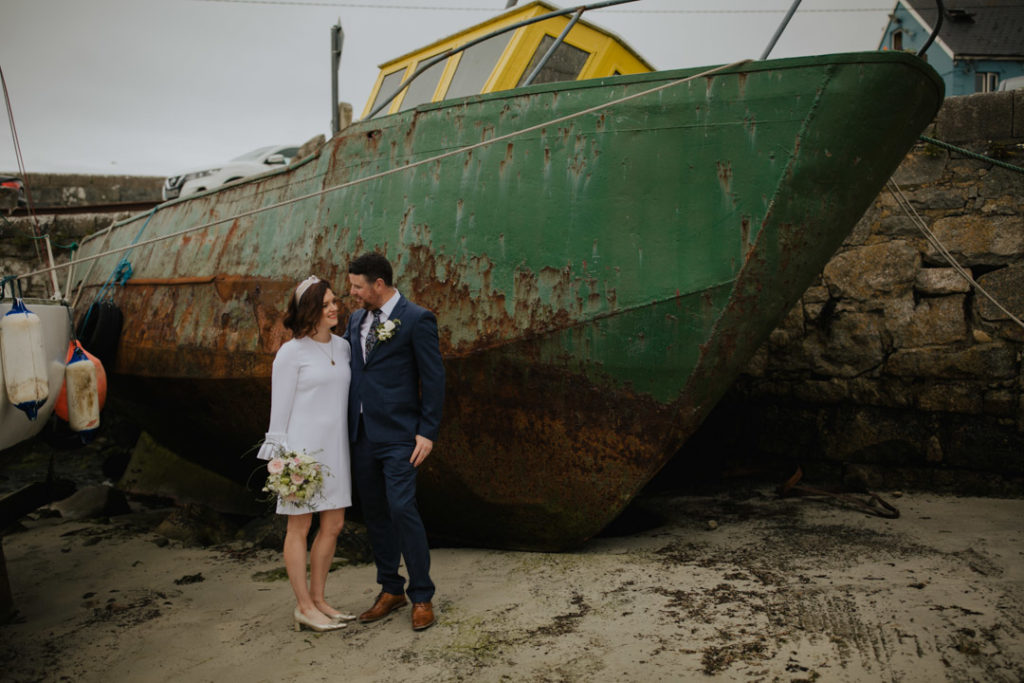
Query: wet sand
[[3, 489, 1023, 682]]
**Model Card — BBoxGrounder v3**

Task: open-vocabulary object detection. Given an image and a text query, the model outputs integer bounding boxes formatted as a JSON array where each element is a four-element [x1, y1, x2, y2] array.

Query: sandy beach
[[2, 486, 1023, 682]]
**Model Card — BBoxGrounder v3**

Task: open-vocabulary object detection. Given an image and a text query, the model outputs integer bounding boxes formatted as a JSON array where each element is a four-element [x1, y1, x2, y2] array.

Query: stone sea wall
[[685, 89, 1024, 494], [0, 174, 161, 298]]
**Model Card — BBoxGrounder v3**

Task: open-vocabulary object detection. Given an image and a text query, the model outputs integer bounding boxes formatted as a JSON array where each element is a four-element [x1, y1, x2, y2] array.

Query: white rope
[[17, 59, 751, 283], [886, 179, 1024, 331]]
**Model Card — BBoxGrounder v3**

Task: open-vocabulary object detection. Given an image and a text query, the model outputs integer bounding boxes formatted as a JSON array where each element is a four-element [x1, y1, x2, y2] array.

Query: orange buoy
[[55, 341, 107, 423]]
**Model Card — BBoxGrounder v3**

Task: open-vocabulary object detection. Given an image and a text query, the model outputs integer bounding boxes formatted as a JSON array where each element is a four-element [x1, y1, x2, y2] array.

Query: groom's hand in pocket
[[411, 435, 433, 467]]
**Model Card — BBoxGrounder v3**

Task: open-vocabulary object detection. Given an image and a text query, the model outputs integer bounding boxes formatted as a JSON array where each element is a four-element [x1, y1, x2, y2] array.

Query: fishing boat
[[66, 1, 944, 549]]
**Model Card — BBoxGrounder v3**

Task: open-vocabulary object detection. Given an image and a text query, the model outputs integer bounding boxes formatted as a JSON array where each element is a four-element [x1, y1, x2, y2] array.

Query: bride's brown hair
[[283, 279, 334, 338]]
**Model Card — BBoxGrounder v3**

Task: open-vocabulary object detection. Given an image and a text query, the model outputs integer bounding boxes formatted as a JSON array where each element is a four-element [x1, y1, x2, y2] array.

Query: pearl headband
[[294, 275, 321, 303]]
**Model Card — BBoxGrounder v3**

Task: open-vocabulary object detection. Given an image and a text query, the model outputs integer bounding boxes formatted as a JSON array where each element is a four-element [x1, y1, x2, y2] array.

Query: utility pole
[[331, 21, 344, 136]]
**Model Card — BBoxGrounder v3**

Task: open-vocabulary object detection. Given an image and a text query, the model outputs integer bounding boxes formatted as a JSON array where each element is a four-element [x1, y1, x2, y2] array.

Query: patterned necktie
[[364, 309, 382, 359]]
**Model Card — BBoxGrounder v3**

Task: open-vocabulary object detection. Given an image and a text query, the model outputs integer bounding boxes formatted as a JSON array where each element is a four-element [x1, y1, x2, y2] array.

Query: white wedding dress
[[257, 335, 352, 514]]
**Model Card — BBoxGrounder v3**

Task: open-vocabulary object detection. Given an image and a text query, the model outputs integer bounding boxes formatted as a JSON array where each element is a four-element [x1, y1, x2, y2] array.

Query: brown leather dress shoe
[[411, 602, 435, 631], [358, 592, 408, 623]]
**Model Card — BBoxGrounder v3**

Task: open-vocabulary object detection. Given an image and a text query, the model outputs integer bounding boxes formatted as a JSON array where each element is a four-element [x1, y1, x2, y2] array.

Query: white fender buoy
[[0, 298, 49, 420], [65, 344, 100, 433]]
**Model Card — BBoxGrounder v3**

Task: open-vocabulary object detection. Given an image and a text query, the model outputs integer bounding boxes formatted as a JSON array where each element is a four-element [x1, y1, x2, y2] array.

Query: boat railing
[[366, 0, 641, 120]]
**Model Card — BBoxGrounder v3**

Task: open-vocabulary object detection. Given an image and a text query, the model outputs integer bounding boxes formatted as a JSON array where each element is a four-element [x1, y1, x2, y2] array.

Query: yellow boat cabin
[[361, 0, 653, 119]]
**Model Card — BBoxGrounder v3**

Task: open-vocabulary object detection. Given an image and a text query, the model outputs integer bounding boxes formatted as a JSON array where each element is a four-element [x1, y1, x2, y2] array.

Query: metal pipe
[[368, 0, 640, 119], [43, 235, 62, 300], [523, 8, 583, 86], [917, 0, 944, 57], [331, 22, 344, 136], [759, 0, 803, 60]]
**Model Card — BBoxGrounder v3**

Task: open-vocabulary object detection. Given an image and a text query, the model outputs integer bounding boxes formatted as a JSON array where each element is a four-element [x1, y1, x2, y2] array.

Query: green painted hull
[[75, 52, 943, 549]]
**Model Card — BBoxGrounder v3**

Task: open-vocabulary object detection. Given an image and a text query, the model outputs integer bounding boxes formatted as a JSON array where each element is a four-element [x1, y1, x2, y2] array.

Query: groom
[[345, 252, 445, 631]]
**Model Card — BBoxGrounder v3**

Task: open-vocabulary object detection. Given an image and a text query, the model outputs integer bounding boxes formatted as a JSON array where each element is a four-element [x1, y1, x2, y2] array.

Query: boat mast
[[331, 21, 344, 136], [760, 0, 803, 60]]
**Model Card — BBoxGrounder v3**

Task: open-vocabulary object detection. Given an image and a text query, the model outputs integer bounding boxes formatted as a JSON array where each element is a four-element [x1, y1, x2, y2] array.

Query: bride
[[257, 276, 353, 632]]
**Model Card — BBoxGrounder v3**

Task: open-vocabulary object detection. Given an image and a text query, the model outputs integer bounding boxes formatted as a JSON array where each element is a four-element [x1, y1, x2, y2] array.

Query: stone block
[[978, 167, 1024, 205], [915, 267, 971, 295], [980, 196, 1021, 215], [848, 377, 913, 408], [843, 204, 878, 246], [917, 383, 982, 414], [983, 389, 1016, 418], [117, 431, 263, 516], [976, 264, 1024, 322], [932, 92, 1015, 143], [823, 241, 919, 301], [901, 186, 967, 211], [803, 285, 830, 304], [820, 406, 931, 465], [891, 147, 947, 185], [791, 378, 849, 404], [925, 214, 1024, 266], [878, 214, 922, 238], [1015, 89, 1024, 138], [886, 344, 1017, 380], [805, 312, 887, 377], [891, 295, 968, 348]]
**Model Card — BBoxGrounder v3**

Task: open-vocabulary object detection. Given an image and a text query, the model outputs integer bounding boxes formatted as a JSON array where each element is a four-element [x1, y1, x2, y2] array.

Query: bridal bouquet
[[263, 449, 324, 506]]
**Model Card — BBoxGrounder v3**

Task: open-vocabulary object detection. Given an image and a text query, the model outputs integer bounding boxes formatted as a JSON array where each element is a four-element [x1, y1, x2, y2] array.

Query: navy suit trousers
[[352, 422, 434, 603]]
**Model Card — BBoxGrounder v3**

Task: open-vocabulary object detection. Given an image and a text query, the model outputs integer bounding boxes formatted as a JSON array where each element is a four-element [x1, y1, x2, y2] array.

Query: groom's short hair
[[349, 252, 393, 287]]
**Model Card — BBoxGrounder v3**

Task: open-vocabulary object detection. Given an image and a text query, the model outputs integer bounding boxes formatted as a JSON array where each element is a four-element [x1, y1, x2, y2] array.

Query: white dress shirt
[[360, 289, 400, 361]]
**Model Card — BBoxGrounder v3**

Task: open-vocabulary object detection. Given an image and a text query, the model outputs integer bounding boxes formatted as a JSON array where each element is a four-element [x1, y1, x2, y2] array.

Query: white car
[[997, 75, 1024, 92], [162, 144, 300, 201]]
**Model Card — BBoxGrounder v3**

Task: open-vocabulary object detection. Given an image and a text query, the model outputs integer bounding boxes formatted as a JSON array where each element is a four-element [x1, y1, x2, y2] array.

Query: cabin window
[[368, 70, 407, 118], [444, 33, 513, 100], [975, 72, 999, 93], [517, 35, 589, 86], [892, 30, 903, 51], [401, 57, 449, 110]]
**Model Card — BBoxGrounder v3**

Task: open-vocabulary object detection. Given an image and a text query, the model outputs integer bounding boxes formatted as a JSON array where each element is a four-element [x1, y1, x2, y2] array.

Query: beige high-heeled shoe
[[328, 611, 357, 624], [293, 607, 346, 632]]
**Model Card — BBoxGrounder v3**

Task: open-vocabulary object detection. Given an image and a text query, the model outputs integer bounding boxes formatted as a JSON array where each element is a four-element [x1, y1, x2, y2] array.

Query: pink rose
[[291, 473, 305, 485], [267, 458, 285, 474]]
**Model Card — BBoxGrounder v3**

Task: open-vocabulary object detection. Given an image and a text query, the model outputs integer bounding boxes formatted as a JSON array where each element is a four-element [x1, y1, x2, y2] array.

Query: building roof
[[902, 0, 1024, 58]]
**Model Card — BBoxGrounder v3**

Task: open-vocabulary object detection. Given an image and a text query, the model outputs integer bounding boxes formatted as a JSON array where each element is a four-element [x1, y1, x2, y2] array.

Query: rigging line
[[0, 64, 42, 260], [886, 179, 1024, 332], [920, 135, 1024, 175], [19, 58, 750, 283]]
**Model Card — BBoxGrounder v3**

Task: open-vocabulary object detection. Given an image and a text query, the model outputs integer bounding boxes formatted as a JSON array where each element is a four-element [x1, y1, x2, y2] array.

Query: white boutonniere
[[375, 318, 401, 343]]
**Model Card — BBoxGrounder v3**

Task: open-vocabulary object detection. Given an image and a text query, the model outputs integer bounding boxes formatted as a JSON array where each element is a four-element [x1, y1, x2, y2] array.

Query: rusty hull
[[73, 52, 943, 549]]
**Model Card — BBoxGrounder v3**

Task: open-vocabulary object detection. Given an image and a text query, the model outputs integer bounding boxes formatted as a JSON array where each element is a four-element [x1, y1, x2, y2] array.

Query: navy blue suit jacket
[[345, 296, 445, 444]]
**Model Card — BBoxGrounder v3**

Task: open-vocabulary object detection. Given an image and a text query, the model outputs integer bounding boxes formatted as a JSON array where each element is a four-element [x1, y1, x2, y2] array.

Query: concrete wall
[[683, 89, 1024, 495], [0, 173, 162, 207]]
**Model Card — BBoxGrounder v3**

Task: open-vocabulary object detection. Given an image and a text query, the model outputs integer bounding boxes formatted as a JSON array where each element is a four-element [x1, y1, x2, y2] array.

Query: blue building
[[879, 1, 1024, 95]]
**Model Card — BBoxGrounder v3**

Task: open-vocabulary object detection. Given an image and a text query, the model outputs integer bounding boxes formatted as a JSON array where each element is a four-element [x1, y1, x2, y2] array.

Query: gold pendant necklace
[[312, 338, 335, 365]]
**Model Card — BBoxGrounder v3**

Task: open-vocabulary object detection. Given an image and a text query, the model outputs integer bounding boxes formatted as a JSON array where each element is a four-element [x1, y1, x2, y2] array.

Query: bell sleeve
[[256, 343, 299, 460]]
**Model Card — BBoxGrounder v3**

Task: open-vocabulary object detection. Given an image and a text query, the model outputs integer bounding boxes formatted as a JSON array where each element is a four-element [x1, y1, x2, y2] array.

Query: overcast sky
[[0, 0, 895, 177]]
